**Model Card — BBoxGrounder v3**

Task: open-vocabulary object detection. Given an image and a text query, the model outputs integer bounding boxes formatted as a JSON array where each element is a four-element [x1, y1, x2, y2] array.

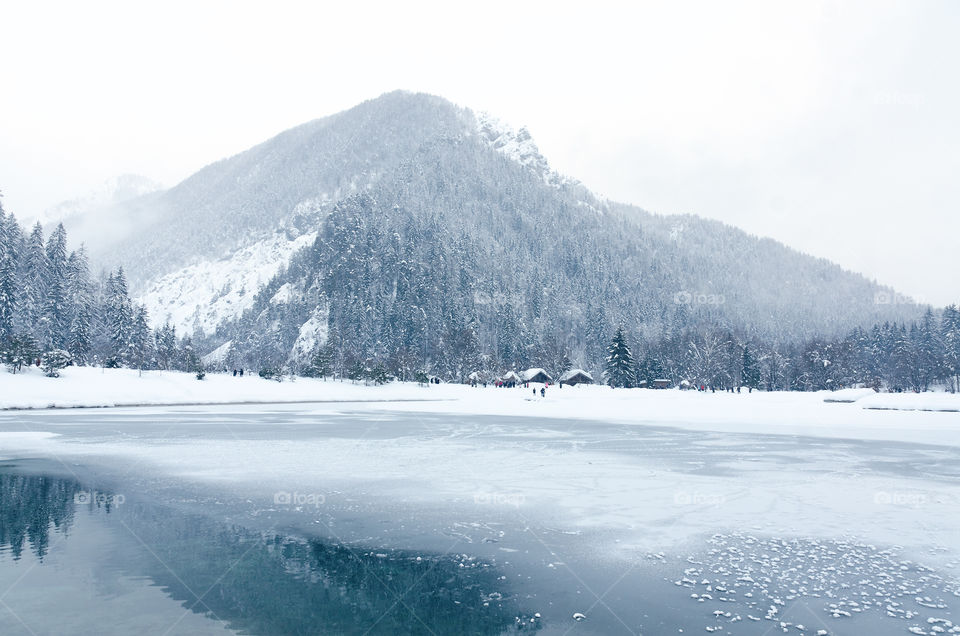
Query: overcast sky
[[1, 0, 957, 305]]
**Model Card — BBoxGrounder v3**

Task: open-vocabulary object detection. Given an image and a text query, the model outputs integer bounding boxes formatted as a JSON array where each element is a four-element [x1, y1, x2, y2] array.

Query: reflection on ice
[[0, 469, 539, 635]]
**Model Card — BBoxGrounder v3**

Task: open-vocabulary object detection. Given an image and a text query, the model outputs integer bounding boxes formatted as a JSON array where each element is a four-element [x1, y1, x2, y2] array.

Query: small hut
[[521, 368, 553, 384], [501, 371, 522, 387], [653, 378, 671, 389], [559, 369, 594, 386]]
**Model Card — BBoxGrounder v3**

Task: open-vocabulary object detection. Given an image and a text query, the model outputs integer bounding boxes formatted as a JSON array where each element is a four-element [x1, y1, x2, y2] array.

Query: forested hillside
[[8, 91, 942, 387]]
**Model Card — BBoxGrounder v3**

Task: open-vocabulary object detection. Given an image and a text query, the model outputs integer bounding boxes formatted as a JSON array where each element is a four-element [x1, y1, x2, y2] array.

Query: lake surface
[[1, 406, 959, 634]]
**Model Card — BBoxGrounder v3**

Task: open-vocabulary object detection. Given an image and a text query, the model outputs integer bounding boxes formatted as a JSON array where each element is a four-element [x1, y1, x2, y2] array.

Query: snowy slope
[[475, 112, 573, 187], [138, 231, 317, 334], [57, 91, 922, 351]]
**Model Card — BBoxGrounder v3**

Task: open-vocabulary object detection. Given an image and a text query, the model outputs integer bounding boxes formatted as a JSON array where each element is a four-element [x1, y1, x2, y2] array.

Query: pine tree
[[0, 253, 16, 346], [17, 223, 48, 341], [67, 303, 92, 364], [741, 345, 761, 389], [917, 308, 944, 390], [41, 272, 68, 350], [155, 322, 178, 370], [107, 268, 133, 366], [130, 305, 154, 373], [304, 344, 333, 378], [604, 326, 637, 388]]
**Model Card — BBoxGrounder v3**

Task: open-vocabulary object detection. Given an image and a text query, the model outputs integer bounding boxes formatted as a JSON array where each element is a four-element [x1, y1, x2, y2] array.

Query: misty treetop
[[0, 201, 201, 374]]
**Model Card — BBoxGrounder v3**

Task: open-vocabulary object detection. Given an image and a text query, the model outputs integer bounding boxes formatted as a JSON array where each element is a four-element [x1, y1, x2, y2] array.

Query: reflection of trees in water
[[122, 503, 533, 635], [0, 472, 537, 634], [0, 473, 81, 560]]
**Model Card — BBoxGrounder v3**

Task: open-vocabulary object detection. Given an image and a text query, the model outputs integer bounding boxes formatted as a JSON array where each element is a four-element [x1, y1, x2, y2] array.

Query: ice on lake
[[1, 404, 959, 634]]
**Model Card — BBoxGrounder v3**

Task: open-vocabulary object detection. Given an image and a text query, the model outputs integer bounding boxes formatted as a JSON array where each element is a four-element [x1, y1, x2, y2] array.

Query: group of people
[[694, 384, 752, 393]]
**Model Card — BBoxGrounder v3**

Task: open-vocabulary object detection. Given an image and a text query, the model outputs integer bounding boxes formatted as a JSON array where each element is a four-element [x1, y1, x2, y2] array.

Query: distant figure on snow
[[540, 387, 545, 398]]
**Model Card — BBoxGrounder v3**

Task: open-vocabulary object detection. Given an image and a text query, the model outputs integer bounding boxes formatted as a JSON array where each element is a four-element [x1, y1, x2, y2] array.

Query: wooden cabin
[[521, 368, 553, 384], [500, 371, 522, 386], [559, 369, 594, 386]]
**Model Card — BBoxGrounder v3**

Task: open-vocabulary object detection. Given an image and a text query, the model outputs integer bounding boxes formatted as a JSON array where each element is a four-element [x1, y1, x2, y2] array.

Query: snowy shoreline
[[2, 366, 959, 446], [2, 397, 454, 412]]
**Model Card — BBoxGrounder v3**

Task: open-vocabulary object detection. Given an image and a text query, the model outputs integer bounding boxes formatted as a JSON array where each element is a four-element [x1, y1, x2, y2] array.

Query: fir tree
[[67, 303, 92, 364], [130, 305, 154, 373], [604, 326, 637, 388], [17, 223, 48, 341], [0, 253, 15, 345], [107, 268, 133, 366], [741, 345, 761, 389]]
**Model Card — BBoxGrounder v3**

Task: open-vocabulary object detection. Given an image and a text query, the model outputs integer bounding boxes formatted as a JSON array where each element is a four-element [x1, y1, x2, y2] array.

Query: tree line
[[1, 199, 204, 376], [4, 192, 957, 392], [604, 308, 960, 393]]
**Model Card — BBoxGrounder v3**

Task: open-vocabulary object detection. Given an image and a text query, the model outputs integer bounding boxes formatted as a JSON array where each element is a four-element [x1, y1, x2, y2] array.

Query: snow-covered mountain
[[59, 91, 923, 369]]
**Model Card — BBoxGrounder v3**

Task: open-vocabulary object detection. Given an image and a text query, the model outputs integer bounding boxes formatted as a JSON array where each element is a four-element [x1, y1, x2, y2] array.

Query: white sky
[[1, 0, 957, 306]]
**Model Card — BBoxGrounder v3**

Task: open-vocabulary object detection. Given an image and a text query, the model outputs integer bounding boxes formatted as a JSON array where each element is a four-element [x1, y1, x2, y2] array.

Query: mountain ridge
[[46, 91, 924, 370]]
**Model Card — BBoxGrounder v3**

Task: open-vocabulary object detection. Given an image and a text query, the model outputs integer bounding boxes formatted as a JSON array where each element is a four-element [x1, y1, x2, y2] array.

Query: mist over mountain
[[34, 174, 162, 243], [56, 91, 923, 373]]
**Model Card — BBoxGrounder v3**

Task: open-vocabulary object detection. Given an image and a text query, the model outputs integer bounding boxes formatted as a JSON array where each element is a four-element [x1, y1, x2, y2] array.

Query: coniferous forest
[[3, 193, 958, 391], [0, 199, 203, 377]]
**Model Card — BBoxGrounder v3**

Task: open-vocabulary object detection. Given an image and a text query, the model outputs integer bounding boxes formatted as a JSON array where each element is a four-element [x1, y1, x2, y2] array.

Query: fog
[[0, 0, 957, 305]]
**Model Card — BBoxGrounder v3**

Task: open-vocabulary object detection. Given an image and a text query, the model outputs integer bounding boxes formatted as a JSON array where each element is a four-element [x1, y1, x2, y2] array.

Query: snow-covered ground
[[1, 366, 958, 445]]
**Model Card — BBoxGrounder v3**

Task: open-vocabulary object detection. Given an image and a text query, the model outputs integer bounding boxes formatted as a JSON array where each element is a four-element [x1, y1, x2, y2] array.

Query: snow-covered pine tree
[[39, 225, 71, 350], [130, 304, 154, 373], [915, 308, 944, 390], [0, 253, 15, 346], [154, 322, 178, 370], [67, 303, 92, 364], [17, 223, 48, 343], [741, 345, 761, 389], [107, 267, 133, 366], [942, 305, 960, 392], [605, 326, 637, 388], [64, 247, 93, 363]]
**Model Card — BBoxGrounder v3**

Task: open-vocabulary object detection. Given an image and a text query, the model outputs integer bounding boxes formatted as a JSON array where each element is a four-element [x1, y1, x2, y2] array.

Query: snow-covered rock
[[138, 231, 317, 335]]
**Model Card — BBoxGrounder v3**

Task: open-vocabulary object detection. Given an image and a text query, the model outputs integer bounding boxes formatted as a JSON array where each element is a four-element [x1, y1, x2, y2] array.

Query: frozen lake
[[1, 404, 959, 634]]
